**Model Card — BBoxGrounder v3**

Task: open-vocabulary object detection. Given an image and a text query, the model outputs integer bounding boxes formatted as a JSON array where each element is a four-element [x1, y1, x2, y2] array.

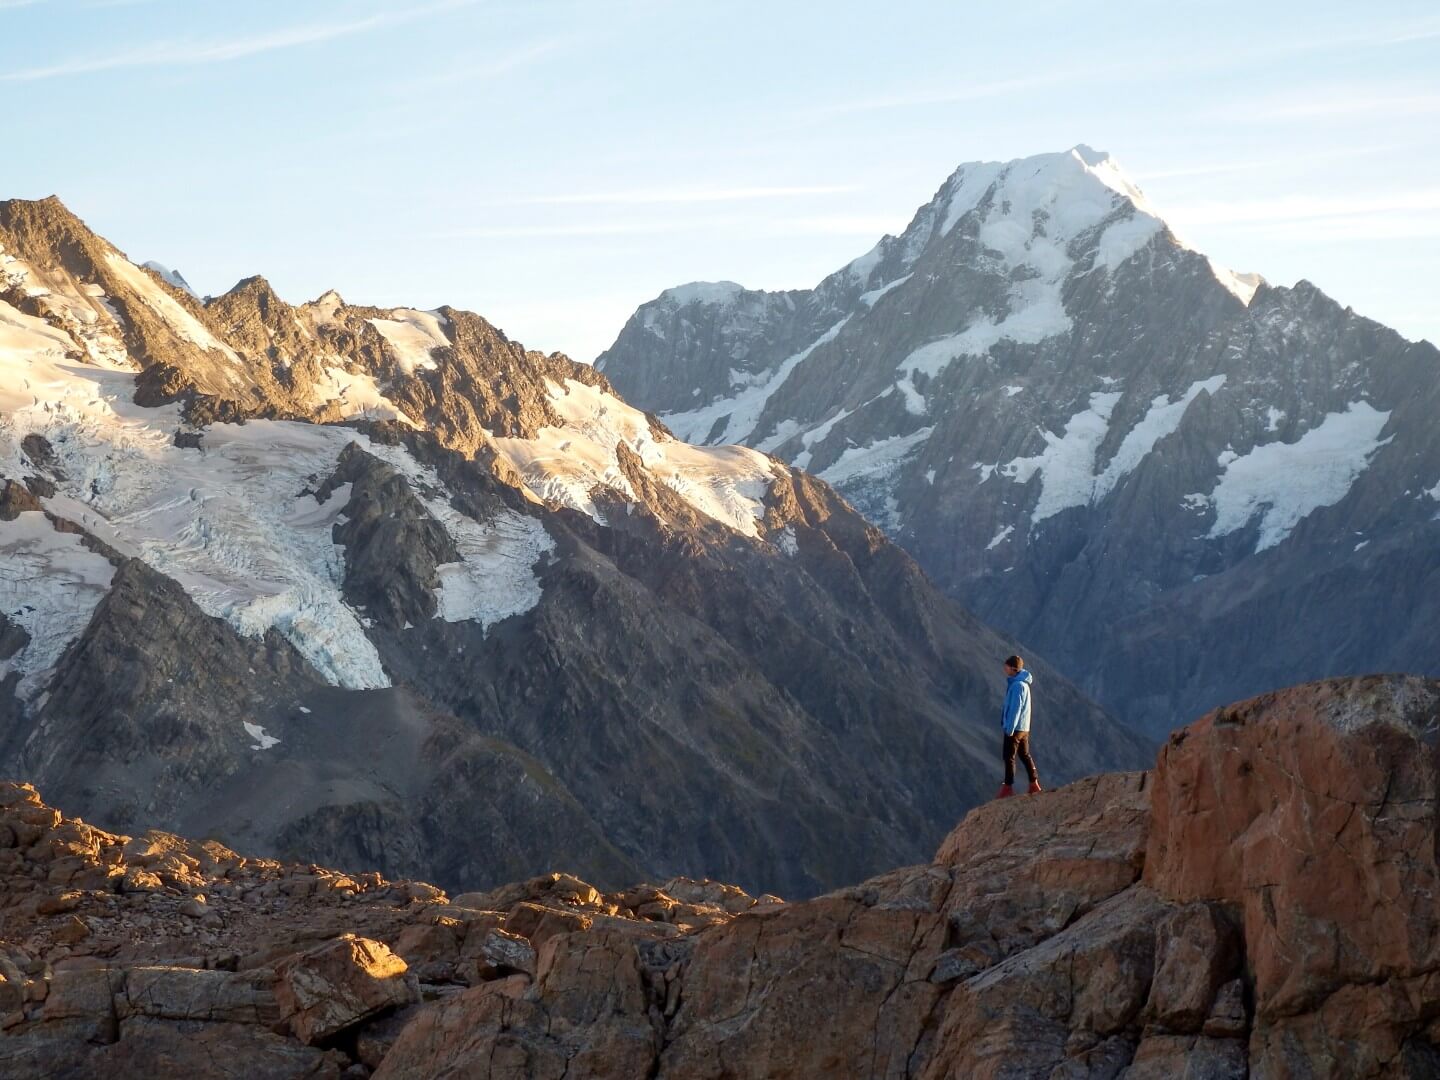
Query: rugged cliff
[[0, 673, 1434, 1077]]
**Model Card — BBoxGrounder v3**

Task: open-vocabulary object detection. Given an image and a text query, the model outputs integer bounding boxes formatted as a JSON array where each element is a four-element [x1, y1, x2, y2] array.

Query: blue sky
[[3, 0, 1437, 360]]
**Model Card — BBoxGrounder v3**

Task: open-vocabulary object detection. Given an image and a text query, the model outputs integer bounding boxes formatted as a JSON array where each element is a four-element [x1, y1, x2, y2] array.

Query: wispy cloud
[[516, 184, 855, 206], [0, 0, 47, 9], [0, 0, 479, 80], [388, 36, 570, 95], [1241, 93, 1440, 122], [1256, 215, 1440, 241], [1379, 15, 1440, 44], [808, 74, 1071, 118], [438, 221, 698, 240], [1135, 144, 1400, 181], [775, 215, 906, 236], [1167, 190, 1440, 225], [1164, 190, 1440, 241], [437, 210, 901, 241], [813, 16, 1440, 122]]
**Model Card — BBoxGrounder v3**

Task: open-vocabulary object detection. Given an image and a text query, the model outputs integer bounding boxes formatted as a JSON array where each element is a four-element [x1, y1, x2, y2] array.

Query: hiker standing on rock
[[997, 654, 1041, 798]]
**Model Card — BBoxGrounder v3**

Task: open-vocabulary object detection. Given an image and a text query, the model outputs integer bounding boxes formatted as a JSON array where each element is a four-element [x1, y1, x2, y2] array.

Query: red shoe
[[996, 784, 1015, 799], [1028, 780, 1043, 794]]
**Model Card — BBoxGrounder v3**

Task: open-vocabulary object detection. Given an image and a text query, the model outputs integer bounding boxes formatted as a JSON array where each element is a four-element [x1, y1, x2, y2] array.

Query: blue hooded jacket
[[1002, 669, 1033, 736]]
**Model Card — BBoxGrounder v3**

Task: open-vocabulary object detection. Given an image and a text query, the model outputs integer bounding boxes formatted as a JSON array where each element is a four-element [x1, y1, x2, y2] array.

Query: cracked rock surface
[[2, 674, 1436, 1077]]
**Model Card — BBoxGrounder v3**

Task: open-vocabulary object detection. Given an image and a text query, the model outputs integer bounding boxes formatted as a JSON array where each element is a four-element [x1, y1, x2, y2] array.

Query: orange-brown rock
[[374, 676, 1440, 1079], [274, 935, 417, 1044], [6, 674, 1440, 1077], [1145, 673, 1440, 1076]]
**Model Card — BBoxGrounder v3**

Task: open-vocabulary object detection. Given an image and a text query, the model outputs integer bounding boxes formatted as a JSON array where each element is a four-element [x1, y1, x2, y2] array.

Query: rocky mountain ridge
[[0, 672, 1434, 1078], [0, 194, 1147, 901], [597, 146, 1440, 735]]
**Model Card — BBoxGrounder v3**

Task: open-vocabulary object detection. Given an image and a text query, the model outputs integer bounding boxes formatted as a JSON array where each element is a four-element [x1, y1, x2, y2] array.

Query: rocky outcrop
[[1, 675, 1435, 1075], [274, 935, 417, 1045], [1144, 675, 1440, 1075], [0, 780, 780, 1079], [369, 674, 1440, 1079], [597, 147, 1440, 737]]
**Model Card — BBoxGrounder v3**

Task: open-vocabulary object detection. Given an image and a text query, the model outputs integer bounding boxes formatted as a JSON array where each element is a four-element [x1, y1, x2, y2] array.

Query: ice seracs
[[0, 268, 561, 692], [0, 511, 116, 701]]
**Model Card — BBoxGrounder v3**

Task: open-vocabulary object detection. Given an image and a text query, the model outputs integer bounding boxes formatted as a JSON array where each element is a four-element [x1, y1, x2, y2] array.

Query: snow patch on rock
[[818, 427, 934, 489], [367, 310, 450, 374], [492, 379, 776, 537], [1001, 377, 1226, 523], [662, 316, 851, 446], [895, 376, 927, 416], [1206, 401, 1393, 552], [859, 274, 913, 306], [310, 366, 419, 426], [986, 525, 1014, 551], [242, 721, 280, 750], [101, 253, 240, 364], [660, 281, 746, 306], [141, 261, 197, 298], [1001, 392, 1122, 523], [1093, 376, 1226, 501], [1207, 260, 1263, 305]]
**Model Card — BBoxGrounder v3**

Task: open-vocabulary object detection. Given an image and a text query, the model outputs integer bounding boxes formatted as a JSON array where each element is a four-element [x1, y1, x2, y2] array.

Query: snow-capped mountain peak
[[598, 145, 1440, 739], [141, 260, 197, 297]]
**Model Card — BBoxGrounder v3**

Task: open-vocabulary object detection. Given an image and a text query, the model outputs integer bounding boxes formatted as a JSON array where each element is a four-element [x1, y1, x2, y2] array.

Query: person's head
[[1004, 654, 1024, 676]]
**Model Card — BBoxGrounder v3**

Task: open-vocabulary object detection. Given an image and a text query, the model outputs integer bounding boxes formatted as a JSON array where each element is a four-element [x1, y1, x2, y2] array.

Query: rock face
[[597, 146, 1440, 736], [0, 779, 788, 1079], [0, 194, 1147, 900], [369, 674, 1440, 1079], [1145, 675, 1440, 1075], [0, 675, 1435, 1076]]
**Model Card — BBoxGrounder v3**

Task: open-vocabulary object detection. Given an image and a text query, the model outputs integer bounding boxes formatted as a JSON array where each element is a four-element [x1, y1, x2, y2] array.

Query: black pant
[[1003, 731, 1038, 786]]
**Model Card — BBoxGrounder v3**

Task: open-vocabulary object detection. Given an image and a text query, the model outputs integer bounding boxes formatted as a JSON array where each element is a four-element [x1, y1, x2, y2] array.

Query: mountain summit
[[597, 146, 1440, 735]]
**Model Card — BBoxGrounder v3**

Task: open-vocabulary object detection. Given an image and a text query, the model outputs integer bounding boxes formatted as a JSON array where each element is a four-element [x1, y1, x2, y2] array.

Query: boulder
[[464, 928, 536, 980], [1143, 903, 1241, 1033], [1145, 675, 1440, 1019], [274, 935, 417, 1045], [119, 966, 280, 1025], [376, 929, 658, 1080]]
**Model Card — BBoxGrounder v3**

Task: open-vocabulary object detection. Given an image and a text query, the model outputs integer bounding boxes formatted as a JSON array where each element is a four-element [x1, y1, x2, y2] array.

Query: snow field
[[0, 288, 552, 694], [1000, 377, 1227, 524], [366, 309, 450, 374], [1202, 401, 1393, 552], [494, 378, 777, 537]]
